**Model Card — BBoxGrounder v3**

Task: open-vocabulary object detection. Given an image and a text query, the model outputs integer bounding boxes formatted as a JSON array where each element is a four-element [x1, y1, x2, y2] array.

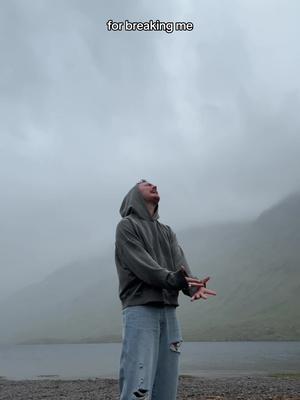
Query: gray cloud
[[1, 0, 300, 298]]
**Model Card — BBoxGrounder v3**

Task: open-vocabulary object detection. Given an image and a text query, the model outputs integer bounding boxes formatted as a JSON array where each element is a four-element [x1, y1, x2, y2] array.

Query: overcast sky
[[1, 0, 300, 299]]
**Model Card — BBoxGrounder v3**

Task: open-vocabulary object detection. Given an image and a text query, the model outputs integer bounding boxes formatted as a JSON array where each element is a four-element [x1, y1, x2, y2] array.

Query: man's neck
[[145, 202, 156, 218]]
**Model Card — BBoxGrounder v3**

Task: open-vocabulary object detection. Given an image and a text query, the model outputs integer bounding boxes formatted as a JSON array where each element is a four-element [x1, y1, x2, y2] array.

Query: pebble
[[0, 375, 299, 400]]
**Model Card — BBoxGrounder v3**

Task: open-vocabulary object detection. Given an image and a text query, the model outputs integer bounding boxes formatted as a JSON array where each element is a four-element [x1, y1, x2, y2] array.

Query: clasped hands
[[181, 266, 217, 302]]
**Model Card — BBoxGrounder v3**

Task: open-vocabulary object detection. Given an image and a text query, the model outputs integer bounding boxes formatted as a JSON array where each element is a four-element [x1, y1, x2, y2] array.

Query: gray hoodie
[[115, 183, 194, 309]]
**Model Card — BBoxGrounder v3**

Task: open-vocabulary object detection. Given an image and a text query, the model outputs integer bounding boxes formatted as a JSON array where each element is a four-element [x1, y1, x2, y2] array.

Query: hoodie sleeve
[[116, 219, 189, 291], [168, 228, 200, 297]]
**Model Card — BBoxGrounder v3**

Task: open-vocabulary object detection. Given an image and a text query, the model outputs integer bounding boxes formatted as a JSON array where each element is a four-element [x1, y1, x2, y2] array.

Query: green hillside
[[0, 193, 299, 343], [178, 192, 300, 340]]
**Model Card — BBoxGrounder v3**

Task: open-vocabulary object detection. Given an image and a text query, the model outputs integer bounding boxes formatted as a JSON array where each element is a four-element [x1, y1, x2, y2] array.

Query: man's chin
[[152, 195, 160, 204]]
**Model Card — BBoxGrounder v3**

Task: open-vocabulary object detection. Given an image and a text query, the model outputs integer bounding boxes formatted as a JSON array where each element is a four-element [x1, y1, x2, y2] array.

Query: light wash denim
[[119, 305, 183, 400]]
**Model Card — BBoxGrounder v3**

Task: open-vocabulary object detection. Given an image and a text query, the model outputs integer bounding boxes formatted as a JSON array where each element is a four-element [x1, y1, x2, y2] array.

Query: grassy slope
[[0, 193, 299, 343]]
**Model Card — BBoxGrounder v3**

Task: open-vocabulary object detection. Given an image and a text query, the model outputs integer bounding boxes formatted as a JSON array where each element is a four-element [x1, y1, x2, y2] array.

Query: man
[[115, 180, 216, 400]]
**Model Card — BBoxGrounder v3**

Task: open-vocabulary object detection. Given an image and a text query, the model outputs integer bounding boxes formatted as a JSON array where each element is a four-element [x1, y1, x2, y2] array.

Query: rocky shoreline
[[0, 375, 300, 399]]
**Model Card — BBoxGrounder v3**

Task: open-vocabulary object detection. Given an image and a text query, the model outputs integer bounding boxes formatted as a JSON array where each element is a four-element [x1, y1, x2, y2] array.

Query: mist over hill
[[0, 193, 299, 344]]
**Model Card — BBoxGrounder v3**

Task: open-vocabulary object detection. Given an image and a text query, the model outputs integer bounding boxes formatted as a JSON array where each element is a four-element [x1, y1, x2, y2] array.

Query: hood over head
[[120, 183, 159, 220]]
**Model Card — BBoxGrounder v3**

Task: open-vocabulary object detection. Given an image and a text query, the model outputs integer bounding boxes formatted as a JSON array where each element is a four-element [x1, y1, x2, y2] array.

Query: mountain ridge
[[0, 192, 299, 343]]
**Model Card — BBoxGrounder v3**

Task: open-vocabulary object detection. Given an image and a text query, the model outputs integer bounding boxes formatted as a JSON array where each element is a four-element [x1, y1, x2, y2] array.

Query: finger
[[186, 278, 204, 284], [188, 282, 205, 288], [192, 293, 207, 301], [191, 292, 200, 301], [191, 292, 204, 301], [203, 289, 217, 296], [187, 277, 211, 288], [186, 277, 204, 283], [188, 282, 204, 286], [187, 276, 210, 283], [194, 288, 203, 295]]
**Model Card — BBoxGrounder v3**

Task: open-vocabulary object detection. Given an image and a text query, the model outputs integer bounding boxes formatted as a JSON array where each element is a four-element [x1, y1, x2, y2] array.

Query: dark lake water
[[0, 342, 299, 380]]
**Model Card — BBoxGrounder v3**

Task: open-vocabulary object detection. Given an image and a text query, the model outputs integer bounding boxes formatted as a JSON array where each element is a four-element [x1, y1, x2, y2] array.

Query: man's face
[[138, 181, 160, 204]]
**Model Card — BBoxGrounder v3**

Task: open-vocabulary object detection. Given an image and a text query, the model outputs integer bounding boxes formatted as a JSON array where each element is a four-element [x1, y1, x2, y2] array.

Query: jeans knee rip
[[170, 341, 182, 353], [133, 388, 149, 399]]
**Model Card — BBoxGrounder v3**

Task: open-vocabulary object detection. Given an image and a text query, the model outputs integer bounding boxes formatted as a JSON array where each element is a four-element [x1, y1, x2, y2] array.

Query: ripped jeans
[[119, 305, 182, 400]]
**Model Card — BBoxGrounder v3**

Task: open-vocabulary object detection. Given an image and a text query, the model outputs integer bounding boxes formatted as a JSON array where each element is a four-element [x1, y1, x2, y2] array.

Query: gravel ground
[[0, 375, 300, 399]]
